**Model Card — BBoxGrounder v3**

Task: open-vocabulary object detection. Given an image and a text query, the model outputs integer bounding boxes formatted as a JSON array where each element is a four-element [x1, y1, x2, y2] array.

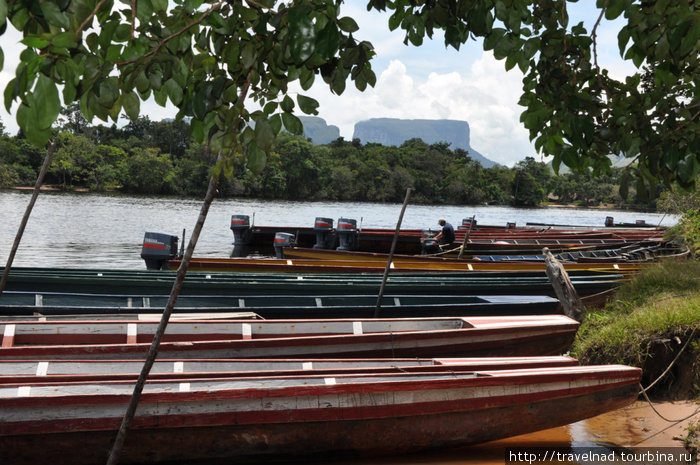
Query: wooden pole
[[105, 150, 223, 465], [0, 141, 55, 296], [374, 188, 411, 318], [543, 247, 584, 321], [457, 215, 475, 259]]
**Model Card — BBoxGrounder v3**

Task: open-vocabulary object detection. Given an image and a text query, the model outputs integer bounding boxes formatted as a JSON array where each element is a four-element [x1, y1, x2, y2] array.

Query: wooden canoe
[[0, 355, 579, 384], [0, 315, 580, 359], [0, 266, 626, 297], [168, 255, 647, 274], [0, 364, 641, 464], [0, 291, 561, 318], [228, 220, 664, 255]]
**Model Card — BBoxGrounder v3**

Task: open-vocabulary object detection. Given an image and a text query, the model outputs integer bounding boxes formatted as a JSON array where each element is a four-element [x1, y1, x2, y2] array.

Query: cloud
[[309, 50, 536, 166]]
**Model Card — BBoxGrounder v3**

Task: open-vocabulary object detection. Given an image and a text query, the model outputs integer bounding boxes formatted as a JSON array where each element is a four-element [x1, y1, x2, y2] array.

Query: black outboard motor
[[605, 216, 614, 227], [230, 215, 252, 257], [336, 218, 359, 251], [313, 217, 335, 249], [274, 232, 296, 258], [141, 232, 179, 270], [422, 238, 441, 255]]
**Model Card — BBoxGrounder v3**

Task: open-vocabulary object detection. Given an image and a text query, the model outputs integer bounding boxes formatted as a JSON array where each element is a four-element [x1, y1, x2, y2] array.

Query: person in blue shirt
[[434, 218, 455, 245]]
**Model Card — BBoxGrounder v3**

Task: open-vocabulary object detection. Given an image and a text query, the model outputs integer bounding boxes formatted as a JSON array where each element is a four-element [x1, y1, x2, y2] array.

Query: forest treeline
[[0, 110, 661, 209]]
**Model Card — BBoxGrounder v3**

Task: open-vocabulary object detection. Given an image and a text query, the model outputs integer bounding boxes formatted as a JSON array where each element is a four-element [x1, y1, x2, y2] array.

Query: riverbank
[[572, 260, 700, 400]]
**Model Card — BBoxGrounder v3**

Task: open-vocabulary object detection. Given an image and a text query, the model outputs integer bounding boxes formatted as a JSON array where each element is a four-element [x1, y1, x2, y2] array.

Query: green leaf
[[52, 32, 78, 49], [122, 91, 140, 121], [269, 113, 282, 134], [281, 95, 294, 112], [152, 0, 168, 13], [0, 0, 7, 25], [605, 0, 625, 20], [0, 48, 3, 71], [241, 42, 257, 69], [338, 16, 359, 33], [282, 112, 303, 135], [296, 94, 318, 115], [164, 78, 183, 105], [680, 18, 700, 57], [21, 36, 49, 49], [17, 102, 50, 146], [254, 117, 275, 152], [40, 2, 70, 29], [288, 6, 315, 63], [247, 142, 267, 174], [316, 22, 339, 60], [33, 75, 61, 129], [136, 0, 154, 24]]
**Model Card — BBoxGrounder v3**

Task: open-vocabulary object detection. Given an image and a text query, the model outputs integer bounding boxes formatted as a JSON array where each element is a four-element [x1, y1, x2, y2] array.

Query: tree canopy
[[0, 0, 697, 192]]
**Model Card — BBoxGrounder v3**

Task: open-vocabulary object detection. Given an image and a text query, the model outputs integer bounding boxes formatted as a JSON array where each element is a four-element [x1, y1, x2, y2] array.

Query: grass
[[571, 260, 700, 397], [681, 420, 699, 457]]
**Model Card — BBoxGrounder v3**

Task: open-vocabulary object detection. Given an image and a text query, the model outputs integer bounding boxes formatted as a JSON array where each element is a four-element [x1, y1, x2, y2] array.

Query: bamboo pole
[[374, 187, 411, 318], [457, 215, 475, 259], [105, 150, 223, 465], [0, 141, 55, 296]]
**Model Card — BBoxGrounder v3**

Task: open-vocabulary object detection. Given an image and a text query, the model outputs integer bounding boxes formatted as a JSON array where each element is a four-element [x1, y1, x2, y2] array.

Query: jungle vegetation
[[0, 114, 660, 210]]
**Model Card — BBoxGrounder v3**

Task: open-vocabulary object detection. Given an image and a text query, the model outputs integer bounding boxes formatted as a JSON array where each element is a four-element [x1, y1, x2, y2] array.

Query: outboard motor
[[141, 232, 179, 270], [230, 215, 252, 257], [336, 218, 359, 251], [313, 217, 335, 249], [273, 232, 296, 259], [422, 238, 441, 255], [605, 216, 614, 227], [462, 217, 477, 230]]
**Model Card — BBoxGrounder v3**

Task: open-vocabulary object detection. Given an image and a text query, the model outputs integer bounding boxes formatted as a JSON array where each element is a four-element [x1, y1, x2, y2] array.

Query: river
[[0, 190, 679, 269], [0, 190, 695, 464]]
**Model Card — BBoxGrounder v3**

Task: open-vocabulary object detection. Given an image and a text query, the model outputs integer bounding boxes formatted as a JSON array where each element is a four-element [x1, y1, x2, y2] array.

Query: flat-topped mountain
[[298, 116, 497, 168], [353, 118, 496, 167]]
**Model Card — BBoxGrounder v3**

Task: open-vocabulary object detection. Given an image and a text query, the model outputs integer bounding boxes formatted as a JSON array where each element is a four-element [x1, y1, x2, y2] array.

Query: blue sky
[[0, 2, 634, 166]]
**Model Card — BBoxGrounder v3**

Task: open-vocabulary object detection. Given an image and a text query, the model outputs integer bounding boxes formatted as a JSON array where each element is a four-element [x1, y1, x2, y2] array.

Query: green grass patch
[[572, 259, 700, 397]]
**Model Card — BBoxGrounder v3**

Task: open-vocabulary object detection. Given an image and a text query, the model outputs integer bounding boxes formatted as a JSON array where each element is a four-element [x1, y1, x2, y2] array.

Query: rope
[[421, 245, 465, 257], [633, 325, 700, 430], [638, 385, 700, 423]]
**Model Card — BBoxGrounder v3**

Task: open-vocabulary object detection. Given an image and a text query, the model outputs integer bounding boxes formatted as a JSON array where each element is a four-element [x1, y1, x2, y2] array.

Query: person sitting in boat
[[434, 218, 455, 245]]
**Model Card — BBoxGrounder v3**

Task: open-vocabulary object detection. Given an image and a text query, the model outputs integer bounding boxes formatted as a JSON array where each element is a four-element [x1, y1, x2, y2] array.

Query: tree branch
[[591, 0, 609, 101], [116, 0, 227, 67], [77, 0, 110, 35], [131, 0, 137, 40]]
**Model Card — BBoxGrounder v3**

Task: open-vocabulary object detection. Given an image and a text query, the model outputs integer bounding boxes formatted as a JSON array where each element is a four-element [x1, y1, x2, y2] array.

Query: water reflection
[[316, 402, 698, 465]]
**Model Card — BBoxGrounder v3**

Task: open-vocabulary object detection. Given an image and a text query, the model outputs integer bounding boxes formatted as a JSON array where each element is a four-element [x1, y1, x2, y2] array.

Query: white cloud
[[309, 50, 536, 166]]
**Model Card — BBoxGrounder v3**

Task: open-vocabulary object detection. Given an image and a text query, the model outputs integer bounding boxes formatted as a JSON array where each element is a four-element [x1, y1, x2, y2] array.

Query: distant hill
[[352, 118, 497, 168], [299, 116, 340, 145], [549, 154, 633, 174]]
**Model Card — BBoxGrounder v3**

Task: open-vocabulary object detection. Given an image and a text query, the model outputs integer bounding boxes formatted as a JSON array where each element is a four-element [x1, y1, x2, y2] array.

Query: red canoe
[[0, 364, 641, 464], [0, 315, 580, 359]]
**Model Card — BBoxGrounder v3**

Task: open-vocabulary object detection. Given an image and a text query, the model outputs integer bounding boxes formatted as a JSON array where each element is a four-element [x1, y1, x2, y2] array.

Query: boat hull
[[0, 316, 580, 359], [0, 367, 640, 464]]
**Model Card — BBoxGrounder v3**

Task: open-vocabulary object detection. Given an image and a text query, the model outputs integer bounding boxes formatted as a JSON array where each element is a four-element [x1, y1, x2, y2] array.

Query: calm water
[[0, 191, 691, 464], [0, 190, 679, 269]]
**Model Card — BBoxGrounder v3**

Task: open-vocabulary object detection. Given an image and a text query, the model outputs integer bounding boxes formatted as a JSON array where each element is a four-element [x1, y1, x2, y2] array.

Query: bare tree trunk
[[0, 141, 55, 296], [543, 247, 584, 321]]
